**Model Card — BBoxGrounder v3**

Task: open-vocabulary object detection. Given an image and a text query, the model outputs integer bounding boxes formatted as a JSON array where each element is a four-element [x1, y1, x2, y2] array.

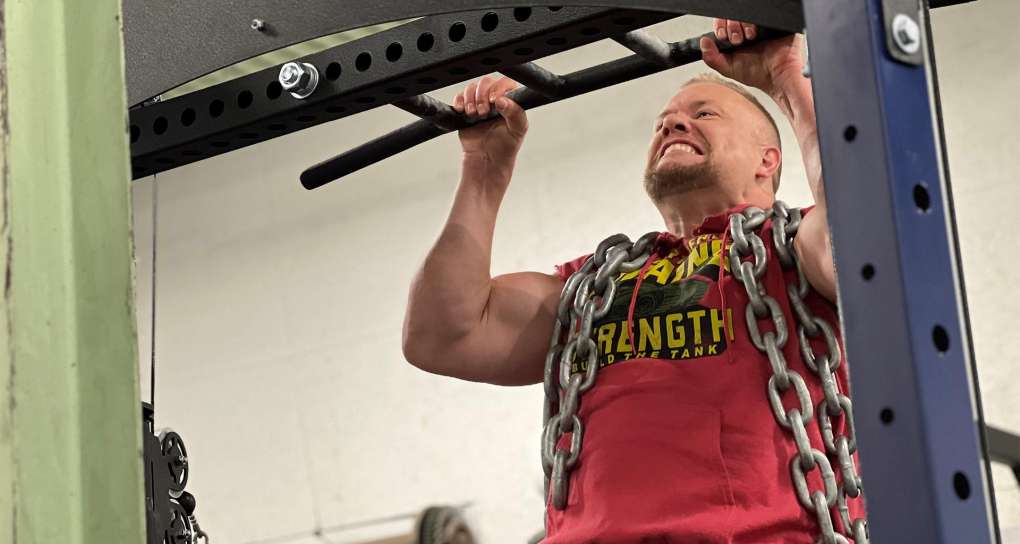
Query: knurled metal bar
[[301, 27, 789, 189], [128, 7, 675, 180]]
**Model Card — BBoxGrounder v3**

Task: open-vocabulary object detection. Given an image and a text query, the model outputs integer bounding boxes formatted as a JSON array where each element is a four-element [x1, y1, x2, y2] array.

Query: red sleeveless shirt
[[544, 205, 865, 543]]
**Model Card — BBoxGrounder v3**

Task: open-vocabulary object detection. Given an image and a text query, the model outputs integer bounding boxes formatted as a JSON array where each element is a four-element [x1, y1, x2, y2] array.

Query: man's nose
[[661, 113, 691, 136]]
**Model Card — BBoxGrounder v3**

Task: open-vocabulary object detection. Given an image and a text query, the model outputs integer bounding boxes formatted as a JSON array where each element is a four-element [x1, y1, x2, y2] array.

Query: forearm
[[771, 75, 824, 208], [404, 155, 513, 355], [773, 76, 838, 302]]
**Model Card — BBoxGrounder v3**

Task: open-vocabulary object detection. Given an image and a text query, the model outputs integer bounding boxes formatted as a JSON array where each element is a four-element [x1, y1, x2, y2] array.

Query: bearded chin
[[643, 159, 721, 203]]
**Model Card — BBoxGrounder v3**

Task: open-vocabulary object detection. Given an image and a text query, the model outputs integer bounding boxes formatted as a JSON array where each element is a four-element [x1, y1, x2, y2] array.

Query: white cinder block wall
[[132, 3, 1020, 542]]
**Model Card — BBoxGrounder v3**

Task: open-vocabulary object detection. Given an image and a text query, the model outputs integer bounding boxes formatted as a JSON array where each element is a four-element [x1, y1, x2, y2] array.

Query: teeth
[[665, 143, 697, 155]]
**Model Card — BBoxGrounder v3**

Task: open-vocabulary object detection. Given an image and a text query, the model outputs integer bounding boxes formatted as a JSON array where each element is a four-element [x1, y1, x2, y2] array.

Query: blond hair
[[682, 73, 783, 192]]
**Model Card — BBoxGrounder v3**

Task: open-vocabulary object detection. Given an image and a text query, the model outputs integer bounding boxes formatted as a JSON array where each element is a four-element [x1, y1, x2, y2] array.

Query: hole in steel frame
[[153, 117, 168, 135], [548, 6, 563, 11], [953, 472, 971, 500], [481, 12, 499, 32], [266, 81, 283, 100], [843, 125, 857, 142], [386, 42, 403, 62], [267, 123, 287, 131], [449, 22, 467, 42], [130, 125, 141, 143], [325, 62, 342, 81], [580, 27, 601, 36], [209, 99, 225, 118], [296, 115, 317, 122], [325, 105, 346, 114], [614, 16, 636, 25], [513, 7, 532, 21], [355, 52, 372, 71], [355, 96, 375, 104], [546, 36, 567, 46], [861, 263, 876, 281], [417, 32, 435, 52], [210, 141, 230, 148], [448, 66, 469, 76], [879, 408, 894, 425], [513, 47, 534, 56], [237, 90, 254, 109], [417, 76, 438, 85], [385, 86, 406, 94], [180, 108, 196, 127], [913, 183, 932, 213], [932, 325, 950, 353], [481, 57, 501, 66]]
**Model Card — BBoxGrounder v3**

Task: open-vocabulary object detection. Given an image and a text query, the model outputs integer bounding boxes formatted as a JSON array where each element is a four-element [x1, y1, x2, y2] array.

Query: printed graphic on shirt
[[570, 235, 736, 373]]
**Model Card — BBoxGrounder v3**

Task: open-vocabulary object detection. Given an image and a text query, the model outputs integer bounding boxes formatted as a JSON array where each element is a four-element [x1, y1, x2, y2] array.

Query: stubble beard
[[643, 154, 722, 204]]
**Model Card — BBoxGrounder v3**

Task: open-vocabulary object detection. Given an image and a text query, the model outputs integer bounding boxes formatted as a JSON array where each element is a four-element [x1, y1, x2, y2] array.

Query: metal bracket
[[986, 424, 1020, 487], [882, 0, 924, 65], [128, 8, 675, 179]]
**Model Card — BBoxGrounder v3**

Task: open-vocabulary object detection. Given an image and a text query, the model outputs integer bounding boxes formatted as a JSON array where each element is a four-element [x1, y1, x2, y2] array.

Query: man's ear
[[757, 145, 782, 182]]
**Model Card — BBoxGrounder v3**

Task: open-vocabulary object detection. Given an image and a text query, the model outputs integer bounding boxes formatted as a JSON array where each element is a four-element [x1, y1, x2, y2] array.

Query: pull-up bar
[[300, 28, 789, 189]]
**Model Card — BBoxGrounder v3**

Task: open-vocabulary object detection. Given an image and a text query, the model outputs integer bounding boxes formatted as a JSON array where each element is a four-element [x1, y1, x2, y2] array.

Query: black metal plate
[[123, 0, 805, 106], [128, 7, 675, 179]]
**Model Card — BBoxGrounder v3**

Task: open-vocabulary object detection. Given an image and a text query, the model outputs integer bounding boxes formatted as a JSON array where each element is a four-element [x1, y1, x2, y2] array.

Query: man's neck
[[656, 186, 772, 237]]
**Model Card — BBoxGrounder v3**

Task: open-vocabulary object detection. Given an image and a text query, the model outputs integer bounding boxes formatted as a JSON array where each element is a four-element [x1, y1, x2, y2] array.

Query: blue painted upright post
[[802, 0, 998, 541]]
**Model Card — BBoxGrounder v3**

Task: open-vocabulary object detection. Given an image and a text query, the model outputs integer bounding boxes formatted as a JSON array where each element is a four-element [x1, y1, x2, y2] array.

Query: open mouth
[[660, 141, 703, 160]]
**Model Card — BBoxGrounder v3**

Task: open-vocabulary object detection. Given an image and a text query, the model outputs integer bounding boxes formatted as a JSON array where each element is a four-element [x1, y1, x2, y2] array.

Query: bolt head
[[891, 14, 921, 55], [279, 62, 309, 90], [251, 18, 265, 31], [278, 62, 320, 99]]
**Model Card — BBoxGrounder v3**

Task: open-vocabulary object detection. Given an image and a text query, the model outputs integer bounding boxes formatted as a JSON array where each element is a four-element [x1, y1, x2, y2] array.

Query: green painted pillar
[[0, 0, 146, 543]]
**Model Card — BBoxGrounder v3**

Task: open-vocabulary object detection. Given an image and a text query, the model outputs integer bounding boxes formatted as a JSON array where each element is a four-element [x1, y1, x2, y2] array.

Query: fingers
[[699, 36, 727, 72], [727, 20, 743, 45], [491, 76, 520, 100], [713, 19, 758, 46], [460, 80, 479, 116], [478, 76, 520, 117], [494, 95, 528, 138], [452, 76, 520, 118], [474, 76, 495, 116]]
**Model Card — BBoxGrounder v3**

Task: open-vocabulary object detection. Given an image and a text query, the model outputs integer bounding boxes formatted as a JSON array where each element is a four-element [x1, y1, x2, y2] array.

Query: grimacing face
[[644, 82, 775, 202]]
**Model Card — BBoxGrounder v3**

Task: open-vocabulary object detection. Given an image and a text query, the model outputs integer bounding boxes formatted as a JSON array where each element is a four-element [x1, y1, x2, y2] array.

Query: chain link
[[542, 232, 657, 509], [730, 202, 869, 543], [541, 203, 868, 542]]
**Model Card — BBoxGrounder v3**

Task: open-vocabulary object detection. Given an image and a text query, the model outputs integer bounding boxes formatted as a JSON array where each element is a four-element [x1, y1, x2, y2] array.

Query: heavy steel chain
[[542, 231, 658, 510], [542, 203, 867, 543], [730, 202, 869, 544]]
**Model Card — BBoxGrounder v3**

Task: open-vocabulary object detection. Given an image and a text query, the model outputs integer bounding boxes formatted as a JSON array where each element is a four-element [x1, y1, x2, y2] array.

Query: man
[[402, 18, 861, 543]]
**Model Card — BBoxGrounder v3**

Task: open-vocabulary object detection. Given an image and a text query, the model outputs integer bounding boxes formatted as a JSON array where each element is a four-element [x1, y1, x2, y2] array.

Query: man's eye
[[696, 111, 716, 119]]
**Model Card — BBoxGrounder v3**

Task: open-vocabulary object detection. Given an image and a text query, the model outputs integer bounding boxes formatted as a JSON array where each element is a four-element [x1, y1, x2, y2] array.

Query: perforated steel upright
[[803, 0, 998, 541]]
